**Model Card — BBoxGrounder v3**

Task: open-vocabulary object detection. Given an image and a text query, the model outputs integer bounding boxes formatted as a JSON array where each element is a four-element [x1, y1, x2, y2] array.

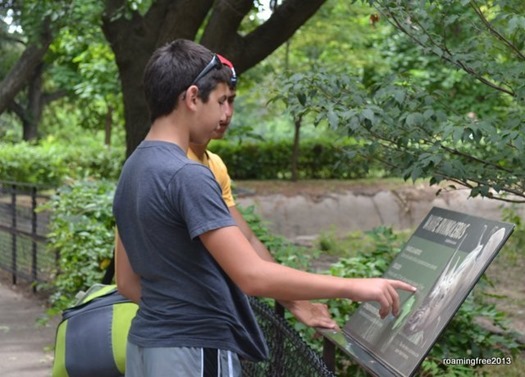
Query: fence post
[[275, 300, 285, 318], [10, 183, 17, 285], [322, 336, 336, 372], [31, 186, 38, 292]]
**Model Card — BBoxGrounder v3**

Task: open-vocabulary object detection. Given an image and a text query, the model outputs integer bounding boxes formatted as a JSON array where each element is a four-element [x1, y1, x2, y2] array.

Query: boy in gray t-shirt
[[113, 39, 416, 377]]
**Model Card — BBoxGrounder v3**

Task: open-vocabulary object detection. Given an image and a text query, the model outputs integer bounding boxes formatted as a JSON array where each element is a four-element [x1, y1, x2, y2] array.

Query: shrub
[[210, 137, 385, 180], [39, 180, 116, 313], [0, 141, 68, 186], [0, 139, 124, 186]]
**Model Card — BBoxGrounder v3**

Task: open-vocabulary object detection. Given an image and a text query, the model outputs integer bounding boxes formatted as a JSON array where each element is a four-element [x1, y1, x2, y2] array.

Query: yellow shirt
[[187, 148, 235, 207]]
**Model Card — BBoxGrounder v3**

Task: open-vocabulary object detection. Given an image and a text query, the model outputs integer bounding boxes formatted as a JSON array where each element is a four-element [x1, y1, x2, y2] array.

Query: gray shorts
[[125, 341, 242, 377]]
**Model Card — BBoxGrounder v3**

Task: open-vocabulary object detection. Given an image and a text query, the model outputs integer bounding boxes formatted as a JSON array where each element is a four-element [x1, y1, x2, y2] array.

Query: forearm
[[202, 226, 357, 300], [250, 262, 349, 300], [230, 206, 275, 262], [201, 226, 415, 319], [115, 230, 141, 304]]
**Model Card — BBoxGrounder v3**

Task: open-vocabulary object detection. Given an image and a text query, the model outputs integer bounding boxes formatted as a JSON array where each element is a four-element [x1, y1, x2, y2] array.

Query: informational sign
[[319, 207, 514, 377]]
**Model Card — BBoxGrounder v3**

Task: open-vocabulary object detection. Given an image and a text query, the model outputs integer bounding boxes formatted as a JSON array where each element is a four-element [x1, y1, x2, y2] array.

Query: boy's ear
[[182, 85, 200, 110]]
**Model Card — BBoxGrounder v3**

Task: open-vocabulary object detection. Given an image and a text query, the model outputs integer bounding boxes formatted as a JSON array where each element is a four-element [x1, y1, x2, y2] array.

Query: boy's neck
[[145, 114, 189, 152], [189, 143, 209, 159]]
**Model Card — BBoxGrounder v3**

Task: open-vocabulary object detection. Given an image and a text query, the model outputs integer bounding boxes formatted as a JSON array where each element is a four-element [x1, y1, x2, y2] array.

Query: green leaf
[[297, 92, 307, 106], [362, 108, 375, 122]]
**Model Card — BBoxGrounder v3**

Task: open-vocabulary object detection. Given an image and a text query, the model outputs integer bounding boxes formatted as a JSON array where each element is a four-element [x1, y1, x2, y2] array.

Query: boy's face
[[190, 83, 229, 145], [210, 88, 236, 140]]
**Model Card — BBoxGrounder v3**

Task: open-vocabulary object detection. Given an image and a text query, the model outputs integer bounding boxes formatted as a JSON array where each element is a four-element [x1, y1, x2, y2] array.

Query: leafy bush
[[0, 139, 124, 186], [0, 141, 68, 186], [210, 137, 386, 180], [39, 180, 116, 313], [2, 135, 384, 185]]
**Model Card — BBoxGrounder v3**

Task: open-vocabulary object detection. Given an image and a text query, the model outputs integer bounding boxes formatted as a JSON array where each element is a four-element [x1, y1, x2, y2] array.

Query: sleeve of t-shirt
[[169, 162, 236, 240]]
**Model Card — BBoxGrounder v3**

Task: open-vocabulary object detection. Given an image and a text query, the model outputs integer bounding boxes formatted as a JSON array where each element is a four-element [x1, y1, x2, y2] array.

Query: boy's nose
[[220, 109, 226, 122], [224, 102, 233, 118]]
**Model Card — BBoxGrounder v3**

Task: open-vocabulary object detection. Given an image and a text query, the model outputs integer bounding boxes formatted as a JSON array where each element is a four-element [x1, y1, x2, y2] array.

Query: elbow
[[116, 282, 132, 300], [116, 278, 140, 304], [235, 270, 270, 297], [240, 283, 266, 298]]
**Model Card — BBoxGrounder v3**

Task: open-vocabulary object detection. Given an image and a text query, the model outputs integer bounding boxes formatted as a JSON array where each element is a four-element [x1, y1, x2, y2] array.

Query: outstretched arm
[[200, 225, 416, 319], [229, 205, 338, 328]]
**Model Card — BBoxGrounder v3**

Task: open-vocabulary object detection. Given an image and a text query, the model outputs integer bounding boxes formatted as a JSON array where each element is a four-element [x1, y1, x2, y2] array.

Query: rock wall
[[236, 185, 524, 239]]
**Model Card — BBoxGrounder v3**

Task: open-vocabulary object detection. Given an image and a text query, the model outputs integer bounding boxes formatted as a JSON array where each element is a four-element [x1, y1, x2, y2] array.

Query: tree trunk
[[6, 65, 43, 141], [102, 0, 327, 157], [105, 106, 113, 146], [0, 19, 53, 115], [7, 63, 66, 142], [23, 63, 45, 141], [291, 114, 302, 182]]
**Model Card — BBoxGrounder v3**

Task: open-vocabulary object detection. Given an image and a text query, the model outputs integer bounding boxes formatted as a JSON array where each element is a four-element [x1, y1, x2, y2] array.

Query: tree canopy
[[0, 0, 327, 153], [279, 0, 524, 202], [102, 0, 327, 155]]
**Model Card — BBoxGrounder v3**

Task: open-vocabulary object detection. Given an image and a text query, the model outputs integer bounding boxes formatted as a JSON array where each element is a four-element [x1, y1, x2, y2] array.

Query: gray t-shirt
[[113, 140, 268, 362]]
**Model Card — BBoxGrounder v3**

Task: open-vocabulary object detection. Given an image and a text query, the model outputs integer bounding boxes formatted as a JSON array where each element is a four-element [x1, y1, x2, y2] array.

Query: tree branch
[[200, 0, 252, 58], [7, 100, 28, 122], [233, 0, 327, 73], [470, 0, 525, 61], [153, 0, 214, 45], [42, 89, 69, 106], [375, 3, 516, 97]]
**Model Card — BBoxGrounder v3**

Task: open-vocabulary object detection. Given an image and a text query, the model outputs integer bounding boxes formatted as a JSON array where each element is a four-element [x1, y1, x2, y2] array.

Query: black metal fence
[[0, 180, 55, 287]]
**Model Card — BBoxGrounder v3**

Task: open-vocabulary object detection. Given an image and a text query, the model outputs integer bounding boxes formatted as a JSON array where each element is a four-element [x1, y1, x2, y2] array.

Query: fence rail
[[0, 181, 55, 288]]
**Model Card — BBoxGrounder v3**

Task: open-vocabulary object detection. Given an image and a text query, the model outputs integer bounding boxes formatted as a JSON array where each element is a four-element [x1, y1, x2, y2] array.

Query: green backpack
[[52, 284, 138, 377]]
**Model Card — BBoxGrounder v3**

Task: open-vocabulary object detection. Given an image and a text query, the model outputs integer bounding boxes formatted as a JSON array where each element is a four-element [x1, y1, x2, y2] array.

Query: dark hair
[[143, 39, 231, 122]]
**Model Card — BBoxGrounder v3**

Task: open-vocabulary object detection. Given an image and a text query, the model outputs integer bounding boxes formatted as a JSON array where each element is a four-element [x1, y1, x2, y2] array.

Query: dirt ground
[[484, 250, 525, 338], [235, 178, 412, 198]]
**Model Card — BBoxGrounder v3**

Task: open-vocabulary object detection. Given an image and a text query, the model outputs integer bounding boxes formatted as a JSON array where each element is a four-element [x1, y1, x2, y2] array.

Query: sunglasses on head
[[218, 54, 237, 89], [190, 54, 221, 87], [190, 54, 237, 89]]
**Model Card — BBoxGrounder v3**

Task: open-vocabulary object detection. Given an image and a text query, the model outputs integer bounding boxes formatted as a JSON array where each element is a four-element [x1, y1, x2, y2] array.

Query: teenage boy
[[116, 54, 336, 328], [113, 39, 416, 377]]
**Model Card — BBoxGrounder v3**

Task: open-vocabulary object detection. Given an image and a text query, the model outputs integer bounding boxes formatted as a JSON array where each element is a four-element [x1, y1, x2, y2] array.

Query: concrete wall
[[236, 185, 524, 240]]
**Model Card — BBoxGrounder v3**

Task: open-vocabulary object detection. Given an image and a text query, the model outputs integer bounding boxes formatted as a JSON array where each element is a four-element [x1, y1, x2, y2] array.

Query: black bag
[[51, 284, 138, 377]]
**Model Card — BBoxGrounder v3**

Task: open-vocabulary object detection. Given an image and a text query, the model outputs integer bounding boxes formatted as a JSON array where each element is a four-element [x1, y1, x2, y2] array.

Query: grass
[[313, 226, 412, 258]]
